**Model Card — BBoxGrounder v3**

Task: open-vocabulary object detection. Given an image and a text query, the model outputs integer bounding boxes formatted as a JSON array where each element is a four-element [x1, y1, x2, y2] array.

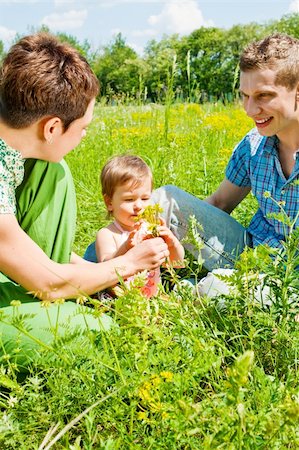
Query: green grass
[[68, 102, 255, 256], [1, 102, 299, 449]]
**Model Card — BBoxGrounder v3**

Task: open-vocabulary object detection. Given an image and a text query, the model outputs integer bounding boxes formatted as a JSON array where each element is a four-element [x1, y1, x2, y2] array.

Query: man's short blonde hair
[[240, 33, 299, 90]]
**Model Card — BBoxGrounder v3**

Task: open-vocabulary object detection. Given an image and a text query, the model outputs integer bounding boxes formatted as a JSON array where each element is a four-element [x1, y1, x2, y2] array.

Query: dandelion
[[160, 371, 173, 382], [139, 388, 152, 402], [137, 411, 147, 420], [151, 374, 161, 387], [138, 382, 152, 402]]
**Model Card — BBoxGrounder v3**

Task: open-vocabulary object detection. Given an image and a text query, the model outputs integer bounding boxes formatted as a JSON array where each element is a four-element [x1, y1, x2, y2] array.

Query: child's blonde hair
[[101, 154, 153, 199]]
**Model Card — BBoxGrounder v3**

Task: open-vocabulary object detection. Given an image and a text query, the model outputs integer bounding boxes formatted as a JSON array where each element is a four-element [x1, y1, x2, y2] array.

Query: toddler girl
[[96, 155, 184, 297]]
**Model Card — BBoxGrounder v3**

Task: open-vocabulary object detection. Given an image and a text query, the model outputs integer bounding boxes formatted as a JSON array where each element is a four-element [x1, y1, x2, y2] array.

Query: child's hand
[[157, 218, 185, 266], [125, 221, 150, 249], [131, 220, 152, 243], [124, 227, 139, 250], [157, 218, 177, 249]]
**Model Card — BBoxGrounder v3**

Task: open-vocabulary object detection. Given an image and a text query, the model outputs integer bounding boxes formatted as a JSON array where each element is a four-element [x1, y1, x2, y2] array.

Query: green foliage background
[[2, 13, 299, 102]]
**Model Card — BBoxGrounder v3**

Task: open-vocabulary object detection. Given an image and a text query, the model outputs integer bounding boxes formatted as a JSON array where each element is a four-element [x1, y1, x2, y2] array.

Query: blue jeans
[[152, 185, 252, 270], [84, 185, 252, 271]]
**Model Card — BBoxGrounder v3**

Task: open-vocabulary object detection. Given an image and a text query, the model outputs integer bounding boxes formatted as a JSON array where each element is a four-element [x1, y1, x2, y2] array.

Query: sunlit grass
[[67, 101, 254, 255], [2, 102, 299, 449]]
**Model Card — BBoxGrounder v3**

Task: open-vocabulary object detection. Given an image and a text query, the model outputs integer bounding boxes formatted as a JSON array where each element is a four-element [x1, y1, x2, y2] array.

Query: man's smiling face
[[240, 68, 299, 139]]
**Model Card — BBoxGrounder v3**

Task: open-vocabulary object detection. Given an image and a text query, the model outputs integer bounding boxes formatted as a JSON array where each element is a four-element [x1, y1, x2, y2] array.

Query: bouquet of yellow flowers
[[134, 204, 163, 237]]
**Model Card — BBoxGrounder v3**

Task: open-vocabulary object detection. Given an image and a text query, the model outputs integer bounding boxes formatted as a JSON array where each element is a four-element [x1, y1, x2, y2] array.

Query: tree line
[[1, 13, 299, 103]]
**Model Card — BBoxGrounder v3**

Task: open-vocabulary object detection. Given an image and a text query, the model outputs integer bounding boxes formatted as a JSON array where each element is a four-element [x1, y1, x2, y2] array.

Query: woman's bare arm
[[0, 214, 169, 301]]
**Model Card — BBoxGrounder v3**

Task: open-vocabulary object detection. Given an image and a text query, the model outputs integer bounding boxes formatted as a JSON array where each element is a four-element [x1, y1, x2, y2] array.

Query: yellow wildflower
[[149, 401, 163, 412], [160, 371, 173, 382], [138, 382, 152, 402], [10, 300, 21, 307], [137, 411, 147, 420], [40, 300, 52, 308], [151, 375, 161, 387], [54, 297, 65, 305], [76, 295, 88, 305]]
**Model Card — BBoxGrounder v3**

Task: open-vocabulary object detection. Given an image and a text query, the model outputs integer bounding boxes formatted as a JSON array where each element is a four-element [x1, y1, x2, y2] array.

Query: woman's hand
[[126, 237, 169, 271]]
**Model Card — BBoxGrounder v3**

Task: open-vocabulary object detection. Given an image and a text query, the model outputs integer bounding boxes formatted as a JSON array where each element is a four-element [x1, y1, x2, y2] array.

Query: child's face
[[106, 176, 152, 230]]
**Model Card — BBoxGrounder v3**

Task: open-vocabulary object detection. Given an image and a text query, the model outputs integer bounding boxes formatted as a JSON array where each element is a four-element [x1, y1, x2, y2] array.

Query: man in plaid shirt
[[153, 33, 299, 270]]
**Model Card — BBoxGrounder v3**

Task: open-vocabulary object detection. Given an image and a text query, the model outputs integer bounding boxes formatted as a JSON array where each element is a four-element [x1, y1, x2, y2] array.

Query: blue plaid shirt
[[226, 128, 299, 249]]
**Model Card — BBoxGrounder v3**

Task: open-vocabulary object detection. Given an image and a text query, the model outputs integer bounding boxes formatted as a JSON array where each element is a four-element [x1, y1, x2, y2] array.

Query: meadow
[[1, 102, 299, 449]]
